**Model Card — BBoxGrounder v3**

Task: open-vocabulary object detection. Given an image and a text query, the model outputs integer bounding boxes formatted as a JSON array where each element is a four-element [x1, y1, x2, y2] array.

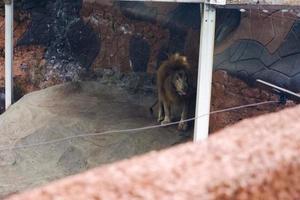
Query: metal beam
[[119, 0, 226, 5], [119, 0, 300, 6], [193, 3, 216, 141], [4, 0, 13, 110], [227, 0, 300, 6]]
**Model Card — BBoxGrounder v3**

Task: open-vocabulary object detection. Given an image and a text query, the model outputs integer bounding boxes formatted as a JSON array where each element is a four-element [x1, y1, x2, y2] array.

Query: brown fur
[[156, 53, 193, 131]]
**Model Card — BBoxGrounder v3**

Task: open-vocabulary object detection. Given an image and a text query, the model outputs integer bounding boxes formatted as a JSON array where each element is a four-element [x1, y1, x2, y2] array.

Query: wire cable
[[0, 100, 280, 152]]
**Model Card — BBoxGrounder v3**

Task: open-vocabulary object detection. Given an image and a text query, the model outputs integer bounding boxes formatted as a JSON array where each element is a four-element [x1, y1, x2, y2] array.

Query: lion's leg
[[178, 101, 188, 131], [157, 99, 164, 122], [161, 101, 171, 125]]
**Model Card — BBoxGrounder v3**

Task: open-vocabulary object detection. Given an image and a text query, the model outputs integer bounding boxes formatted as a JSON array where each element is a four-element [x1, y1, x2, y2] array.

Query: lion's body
[[156, 53, 193, 131]]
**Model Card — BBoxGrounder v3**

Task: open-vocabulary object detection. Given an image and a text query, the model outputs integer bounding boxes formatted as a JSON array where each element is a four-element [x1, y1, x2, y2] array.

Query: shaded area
[[215, 9, 241, 44], [119, 1, 157, 23], [0, 84, 27, 114], [156, 3, 201, 66], [119, 2, 240, 70], [118, 2, 202, 68], [129, 36, 150, 72], [0, 87, 4, 113]]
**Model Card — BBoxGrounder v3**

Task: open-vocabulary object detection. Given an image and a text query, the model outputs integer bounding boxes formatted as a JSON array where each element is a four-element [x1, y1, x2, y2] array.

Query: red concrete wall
[[6, 105, 300, 200]]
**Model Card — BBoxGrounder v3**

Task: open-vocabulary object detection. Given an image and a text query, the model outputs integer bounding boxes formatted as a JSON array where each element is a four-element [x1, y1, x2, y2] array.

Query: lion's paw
[[178, 121, 188, 131], [161, 118, 171, 126]]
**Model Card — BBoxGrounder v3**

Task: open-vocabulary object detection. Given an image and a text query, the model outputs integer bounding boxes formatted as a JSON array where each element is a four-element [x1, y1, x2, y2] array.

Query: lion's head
[[172, 69, 190, 96]]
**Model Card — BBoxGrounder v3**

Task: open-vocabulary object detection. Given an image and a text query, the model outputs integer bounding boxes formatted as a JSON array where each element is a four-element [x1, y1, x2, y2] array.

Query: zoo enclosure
[[3, 0, 300, 141]]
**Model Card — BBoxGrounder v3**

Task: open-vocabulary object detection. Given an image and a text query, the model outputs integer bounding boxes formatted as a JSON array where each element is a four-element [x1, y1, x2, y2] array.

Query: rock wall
[[209, 70, 290, 132], [17, 0, 100, 82], [81, 1, 300, 93], [0, 12, 45, 113], [214, 9, 300, 92], [81, 1, 202, 73], [6, 104, 300, 200], [1, 1, 300, 90]]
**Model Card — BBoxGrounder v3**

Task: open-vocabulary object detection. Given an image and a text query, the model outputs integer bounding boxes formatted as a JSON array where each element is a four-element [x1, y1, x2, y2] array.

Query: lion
[[155, 53, 194, 131]]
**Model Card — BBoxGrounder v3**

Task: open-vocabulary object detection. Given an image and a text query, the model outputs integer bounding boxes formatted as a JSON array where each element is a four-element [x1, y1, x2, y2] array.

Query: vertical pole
[[193, 3, 216, 142], [4, 0, 13, 110]]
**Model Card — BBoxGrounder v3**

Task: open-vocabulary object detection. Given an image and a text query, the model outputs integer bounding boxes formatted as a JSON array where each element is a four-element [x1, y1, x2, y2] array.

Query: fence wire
[[0, 100, 280, 152]]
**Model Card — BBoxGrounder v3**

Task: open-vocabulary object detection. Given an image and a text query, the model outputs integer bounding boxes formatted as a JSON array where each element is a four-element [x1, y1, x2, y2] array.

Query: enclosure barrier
[[4, 0, 13, 109], [5, 104, 300, 200]]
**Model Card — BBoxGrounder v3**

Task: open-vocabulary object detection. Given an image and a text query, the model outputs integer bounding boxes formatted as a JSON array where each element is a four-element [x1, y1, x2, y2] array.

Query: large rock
[[0, 81, 187, 197]]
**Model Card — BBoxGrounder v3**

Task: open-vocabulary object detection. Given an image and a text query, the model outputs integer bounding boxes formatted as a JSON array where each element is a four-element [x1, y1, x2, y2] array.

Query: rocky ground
[[0, 81, 190, 197]]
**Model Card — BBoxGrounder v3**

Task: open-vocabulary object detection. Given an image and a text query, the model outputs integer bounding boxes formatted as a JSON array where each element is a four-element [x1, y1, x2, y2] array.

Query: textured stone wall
[[5, 104, 300, 200], [1, 1, 300, 117], [81, 1, 202, 73], [0, 12, 45, 114], [17, 0, 100, 82], [81, 1, 300, 92], [214, 9, 300, 92], [1, 1, 300, 91]]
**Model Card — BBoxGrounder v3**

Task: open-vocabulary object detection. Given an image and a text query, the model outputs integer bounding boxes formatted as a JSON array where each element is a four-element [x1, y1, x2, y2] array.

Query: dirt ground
[[0, 81, 189, 197]]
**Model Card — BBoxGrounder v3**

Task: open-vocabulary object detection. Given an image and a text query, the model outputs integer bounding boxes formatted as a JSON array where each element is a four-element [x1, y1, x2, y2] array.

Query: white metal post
[[4, 0, 14, 110], [193, 3, 216, 141]]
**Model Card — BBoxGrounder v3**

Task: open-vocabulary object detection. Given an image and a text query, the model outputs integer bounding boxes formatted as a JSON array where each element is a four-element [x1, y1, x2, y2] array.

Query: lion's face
[[172, 69, 189, 96]]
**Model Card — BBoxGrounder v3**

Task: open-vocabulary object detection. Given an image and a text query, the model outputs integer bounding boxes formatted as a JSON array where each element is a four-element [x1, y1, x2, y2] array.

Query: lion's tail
[[149, 99, 158, 116]]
